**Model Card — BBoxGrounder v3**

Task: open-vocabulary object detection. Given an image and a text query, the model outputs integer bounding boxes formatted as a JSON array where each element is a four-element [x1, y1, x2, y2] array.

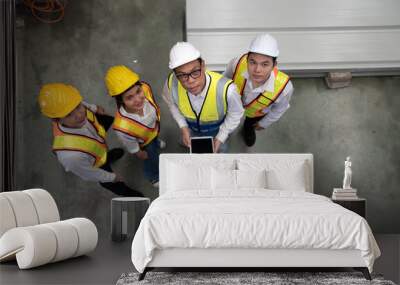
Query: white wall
[[186, 0, 400, 76]]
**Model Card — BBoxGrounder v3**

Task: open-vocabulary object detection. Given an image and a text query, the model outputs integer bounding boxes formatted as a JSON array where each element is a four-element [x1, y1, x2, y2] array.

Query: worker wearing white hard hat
[[162, 42, 244, 153], [223, 34, 294, 147]]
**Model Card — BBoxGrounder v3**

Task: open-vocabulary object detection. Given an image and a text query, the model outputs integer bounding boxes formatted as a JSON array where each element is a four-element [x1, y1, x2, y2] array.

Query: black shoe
[[242, 125, 256, 147], [130, 189, 144, 197], [107, 148, 124, 163]]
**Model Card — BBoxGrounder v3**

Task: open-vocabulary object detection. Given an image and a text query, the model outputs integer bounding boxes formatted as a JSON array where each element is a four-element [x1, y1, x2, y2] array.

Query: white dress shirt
[[161, 71, 244, 143], [55, 101, 115, 183], [223, 56, 294, 129], [115, 101, 158, 154]]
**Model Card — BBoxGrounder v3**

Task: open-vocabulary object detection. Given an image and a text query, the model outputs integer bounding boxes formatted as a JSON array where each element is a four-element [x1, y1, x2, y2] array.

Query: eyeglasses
[[175, 68, 202, 82]]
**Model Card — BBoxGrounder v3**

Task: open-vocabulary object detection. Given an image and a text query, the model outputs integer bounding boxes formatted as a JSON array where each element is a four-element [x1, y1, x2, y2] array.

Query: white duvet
[[131, 190, 380, 273]]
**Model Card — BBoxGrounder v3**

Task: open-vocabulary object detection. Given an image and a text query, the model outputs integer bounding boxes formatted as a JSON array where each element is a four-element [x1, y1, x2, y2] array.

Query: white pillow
[[167, 162, 211, 191], [211, 168, 236, 190], [166, 158, 236, 192], [266, 165, 306, 191], [236, 169, 267, 189], [237, 159, 308, 192]]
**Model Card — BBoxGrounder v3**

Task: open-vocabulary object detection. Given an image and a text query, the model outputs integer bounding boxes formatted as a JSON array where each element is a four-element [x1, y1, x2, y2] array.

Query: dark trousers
[[243, 115, 265, 130], [142, 138, 160, 183], [242, 115, 265, 147], [96, 114, 143, 197], [99, 162, 143, 197]]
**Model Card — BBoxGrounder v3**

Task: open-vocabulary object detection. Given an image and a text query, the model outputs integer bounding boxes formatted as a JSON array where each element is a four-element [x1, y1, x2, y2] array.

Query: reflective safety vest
[[232, 54, 290, 118], [168, 70, 232, 133], [52, 109, 107, 167], [112, 82, 160, 148]]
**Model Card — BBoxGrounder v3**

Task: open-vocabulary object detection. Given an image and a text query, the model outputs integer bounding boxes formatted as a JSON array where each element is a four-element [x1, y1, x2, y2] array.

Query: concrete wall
[[15, 0, 399, 234]]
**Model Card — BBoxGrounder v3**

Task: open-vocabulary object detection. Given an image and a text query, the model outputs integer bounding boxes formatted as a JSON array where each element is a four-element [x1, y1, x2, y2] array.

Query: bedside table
[[332, 198, 366, 218]]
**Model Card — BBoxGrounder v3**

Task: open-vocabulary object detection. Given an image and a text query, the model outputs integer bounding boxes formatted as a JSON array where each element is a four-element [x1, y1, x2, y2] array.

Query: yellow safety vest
[[232, 54, 290, 118], [112, 82, 160, 148], [52, 109, 107, 167], [168, 70, 232, 133]]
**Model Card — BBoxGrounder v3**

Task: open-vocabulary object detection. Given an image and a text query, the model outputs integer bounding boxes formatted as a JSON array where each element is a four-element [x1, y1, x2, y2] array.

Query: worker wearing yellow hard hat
[[223, 33, 294, 147], [38, 82, 143, 197], [105, 65, 165, 188], [161, 42, 244, 153]]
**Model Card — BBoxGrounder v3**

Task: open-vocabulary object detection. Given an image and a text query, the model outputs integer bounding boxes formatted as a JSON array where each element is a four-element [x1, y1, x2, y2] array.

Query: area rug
[[116, 271, 396, 285]]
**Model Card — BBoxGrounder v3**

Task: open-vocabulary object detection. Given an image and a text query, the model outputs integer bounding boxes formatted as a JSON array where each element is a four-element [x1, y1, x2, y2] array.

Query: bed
[[131, 153, 381, 280]]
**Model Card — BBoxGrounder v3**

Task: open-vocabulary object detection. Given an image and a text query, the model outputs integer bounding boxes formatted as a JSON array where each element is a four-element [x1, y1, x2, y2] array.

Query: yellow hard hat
[[38, 83, 82, 118], [105, 65, 140, 96]]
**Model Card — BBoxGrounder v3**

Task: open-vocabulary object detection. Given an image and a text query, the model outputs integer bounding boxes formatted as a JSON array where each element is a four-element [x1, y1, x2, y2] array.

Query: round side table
[[111, 197, 150, 242]]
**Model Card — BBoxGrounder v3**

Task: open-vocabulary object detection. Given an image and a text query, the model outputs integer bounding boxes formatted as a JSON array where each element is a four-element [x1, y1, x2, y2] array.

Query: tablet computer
[[190, 136, 214, 153]]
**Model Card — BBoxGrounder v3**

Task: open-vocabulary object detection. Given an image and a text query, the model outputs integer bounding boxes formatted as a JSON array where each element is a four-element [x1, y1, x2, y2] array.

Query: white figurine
[[343, 156, 352, 189]]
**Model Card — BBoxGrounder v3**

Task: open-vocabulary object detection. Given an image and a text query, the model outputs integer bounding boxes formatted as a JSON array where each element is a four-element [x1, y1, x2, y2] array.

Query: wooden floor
[[0, 234, 398, 285]]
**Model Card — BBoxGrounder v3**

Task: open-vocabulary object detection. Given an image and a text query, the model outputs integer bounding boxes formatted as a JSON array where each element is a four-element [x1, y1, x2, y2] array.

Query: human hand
[[254, 123, 264, 131], [113, 173, 123, 182], [135, 150, 148, 160], [213, 138, 222, 153], [96, 105, 107, 115], [181, 127, 191, 148]]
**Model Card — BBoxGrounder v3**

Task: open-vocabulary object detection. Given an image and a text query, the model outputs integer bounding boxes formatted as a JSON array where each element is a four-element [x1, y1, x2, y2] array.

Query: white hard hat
[[248, 34, 279, 57], [169, 42, 201, 69]]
